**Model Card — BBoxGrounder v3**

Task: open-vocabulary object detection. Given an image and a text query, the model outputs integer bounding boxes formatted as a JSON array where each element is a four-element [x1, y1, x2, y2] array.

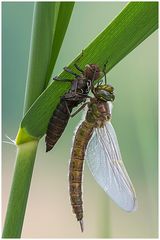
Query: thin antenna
[[75, 50, 84, 64]]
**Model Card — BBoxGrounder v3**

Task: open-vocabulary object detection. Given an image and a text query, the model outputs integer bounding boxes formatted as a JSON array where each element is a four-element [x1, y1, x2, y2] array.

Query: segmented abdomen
[[45, 100, 75, 152], [69, 120, 93, 225]]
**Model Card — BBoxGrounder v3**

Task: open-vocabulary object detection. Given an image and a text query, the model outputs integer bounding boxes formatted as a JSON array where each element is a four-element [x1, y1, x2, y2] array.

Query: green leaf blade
[[83, 2, 158, 72], [44, 2, 75, 88], [17, 2, 158, 143]]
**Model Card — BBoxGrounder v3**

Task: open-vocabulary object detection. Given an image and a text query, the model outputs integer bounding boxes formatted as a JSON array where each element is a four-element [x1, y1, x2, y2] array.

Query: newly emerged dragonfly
[[69, 80, 137, 231], [45, 63, 101, 152]]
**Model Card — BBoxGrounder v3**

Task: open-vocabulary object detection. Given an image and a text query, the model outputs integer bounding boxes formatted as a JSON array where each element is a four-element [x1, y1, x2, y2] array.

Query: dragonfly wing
[[85, 121, 137, 212]]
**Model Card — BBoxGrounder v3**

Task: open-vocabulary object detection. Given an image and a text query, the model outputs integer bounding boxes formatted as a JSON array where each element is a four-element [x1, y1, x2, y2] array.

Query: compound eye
[[111, 94, 115, 101]]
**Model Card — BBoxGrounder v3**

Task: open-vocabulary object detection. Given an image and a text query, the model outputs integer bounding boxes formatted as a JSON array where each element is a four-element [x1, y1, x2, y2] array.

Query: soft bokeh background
[[2, 2, 158, 238]]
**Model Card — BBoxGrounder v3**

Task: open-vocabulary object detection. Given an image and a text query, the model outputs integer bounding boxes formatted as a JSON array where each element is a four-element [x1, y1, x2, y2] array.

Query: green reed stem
[[2, 141, 38, 238], [2, 1, 74, 237]]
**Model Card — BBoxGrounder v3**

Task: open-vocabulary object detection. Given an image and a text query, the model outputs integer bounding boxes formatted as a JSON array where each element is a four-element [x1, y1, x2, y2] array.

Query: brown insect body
[[45, 64, 101, 152], [45, 100, 78, 152], [69, 86, 114, 231]]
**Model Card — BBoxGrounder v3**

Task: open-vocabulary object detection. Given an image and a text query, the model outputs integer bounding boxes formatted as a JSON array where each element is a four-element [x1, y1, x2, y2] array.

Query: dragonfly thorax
[[86, 100, 112, 127]]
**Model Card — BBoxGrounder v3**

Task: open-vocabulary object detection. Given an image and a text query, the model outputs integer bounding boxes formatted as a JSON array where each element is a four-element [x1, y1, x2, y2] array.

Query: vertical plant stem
[[2, 141, 38, 238], [3, 2, 75, 237]]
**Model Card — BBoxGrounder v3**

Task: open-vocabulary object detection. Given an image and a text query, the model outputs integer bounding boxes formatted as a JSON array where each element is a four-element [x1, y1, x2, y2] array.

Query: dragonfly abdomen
[[69, 121, 93, 230], [45, 100, 75, 152]]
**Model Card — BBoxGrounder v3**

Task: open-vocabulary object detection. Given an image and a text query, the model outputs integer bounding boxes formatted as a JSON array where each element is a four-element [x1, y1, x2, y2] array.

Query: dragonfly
[[45, 62, 101, 152], [69, 77, 137, 232]]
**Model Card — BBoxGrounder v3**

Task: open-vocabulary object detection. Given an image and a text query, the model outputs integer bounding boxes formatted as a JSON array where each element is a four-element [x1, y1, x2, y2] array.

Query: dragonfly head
[[94, 84, 115, 102], [84, 64, 101, 81]]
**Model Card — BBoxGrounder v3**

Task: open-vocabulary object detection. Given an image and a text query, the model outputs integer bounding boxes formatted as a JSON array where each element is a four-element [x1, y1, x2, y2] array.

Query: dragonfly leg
[[65, 51, 84, 76], [71, 79, 78, 93], [53, 76, 71, 82], [74, 63, 84, 73], [64, 67, 80, 77], [74, 50, 84, 64], [64, 100, 72, 116], [70, 102, 88, 118], [76, 93, 92, 99]]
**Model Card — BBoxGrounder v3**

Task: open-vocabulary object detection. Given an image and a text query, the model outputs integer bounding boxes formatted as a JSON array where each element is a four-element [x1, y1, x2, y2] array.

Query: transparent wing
[[85, 121, 137, 212]]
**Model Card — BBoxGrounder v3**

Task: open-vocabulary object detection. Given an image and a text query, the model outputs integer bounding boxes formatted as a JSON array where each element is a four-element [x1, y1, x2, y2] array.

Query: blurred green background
[[2, 2, 158, 238]]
